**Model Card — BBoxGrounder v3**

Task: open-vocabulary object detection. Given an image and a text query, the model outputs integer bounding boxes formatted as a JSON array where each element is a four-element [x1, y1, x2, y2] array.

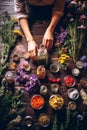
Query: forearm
[[19, 18, 34, 42], [47, 13, 61, 33]]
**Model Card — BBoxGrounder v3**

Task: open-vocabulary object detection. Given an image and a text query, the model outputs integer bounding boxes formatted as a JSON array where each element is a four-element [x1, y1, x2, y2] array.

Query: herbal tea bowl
[[50, 62, 60, 73], [30, 94, 45, 110], [38, 113, 50, 127]]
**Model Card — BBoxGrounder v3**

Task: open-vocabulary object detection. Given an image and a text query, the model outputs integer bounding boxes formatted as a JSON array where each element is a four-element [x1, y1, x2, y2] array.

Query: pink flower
[[77, 25, 86, 29]]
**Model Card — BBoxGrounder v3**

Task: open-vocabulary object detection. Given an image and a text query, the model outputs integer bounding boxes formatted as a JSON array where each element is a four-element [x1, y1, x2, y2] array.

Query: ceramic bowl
[[50, 63, 60, 73], [64, 75, 76, 87], [38, 113, 50, 127], [49, 94, 64, 110], [76, 61, 84, 69], [30, 94, 45, 110], [72, 68, 80, 77], [68, 101, 77, 110], [68, 88, 79, 100]]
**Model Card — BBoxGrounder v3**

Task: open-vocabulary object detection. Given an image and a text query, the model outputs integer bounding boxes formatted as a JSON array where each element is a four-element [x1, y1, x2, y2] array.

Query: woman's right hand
[[28, 40, 38, 61]]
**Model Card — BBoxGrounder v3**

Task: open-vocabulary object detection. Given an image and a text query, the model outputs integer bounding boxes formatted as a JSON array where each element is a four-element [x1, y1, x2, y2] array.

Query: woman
[[14, 0, 65, 59]]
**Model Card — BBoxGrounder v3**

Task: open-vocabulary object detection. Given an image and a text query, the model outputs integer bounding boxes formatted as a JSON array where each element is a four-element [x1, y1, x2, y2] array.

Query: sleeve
[[14, 0, 28, 19], [52, 0, 66, 16]]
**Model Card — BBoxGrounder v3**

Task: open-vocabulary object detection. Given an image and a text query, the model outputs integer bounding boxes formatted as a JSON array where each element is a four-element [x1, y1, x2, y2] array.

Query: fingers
[[28, 40, 38, 60], [42, 38, 53, 50], [29, 49, 38, 61]]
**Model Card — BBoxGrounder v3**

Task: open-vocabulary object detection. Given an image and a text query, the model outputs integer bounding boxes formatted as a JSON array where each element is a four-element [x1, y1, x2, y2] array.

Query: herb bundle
[[0, 11, 22, 79]]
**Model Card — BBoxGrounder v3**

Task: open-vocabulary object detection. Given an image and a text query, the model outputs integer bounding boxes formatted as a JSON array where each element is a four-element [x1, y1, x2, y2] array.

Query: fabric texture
[[14, 0, 65, 19]]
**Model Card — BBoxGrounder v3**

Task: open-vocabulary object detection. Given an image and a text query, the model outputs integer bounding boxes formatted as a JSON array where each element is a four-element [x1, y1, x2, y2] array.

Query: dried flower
[[13, 29, 22, 36], [58, 54, 70, 69]]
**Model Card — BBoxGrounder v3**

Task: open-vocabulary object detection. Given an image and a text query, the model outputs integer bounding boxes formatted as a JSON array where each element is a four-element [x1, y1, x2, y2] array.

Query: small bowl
[[24, 116, 33, 127], [76, 61, 84, 69], [68, 101, 77, 110], [50, 63, 60, 73], [49, 94, 64, 110], [64, 75, 76, 87], [13, 54, 20, 63], [23, 64, 31, 72], [40, 85, 48, 95], [68, 88, 79, 100], [30, 94, 45, 110], [51, 84, 59, 93], [38, 113, 50, 127], [72, 68, 80, 77], [10, 62, 17, 70]]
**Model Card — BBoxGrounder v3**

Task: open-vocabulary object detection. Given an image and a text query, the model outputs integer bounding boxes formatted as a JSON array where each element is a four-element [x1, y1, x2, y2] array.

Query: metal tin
[[72, 68, 80, 76], [68, 88, 79, 100], [76, 61, 84, 69]]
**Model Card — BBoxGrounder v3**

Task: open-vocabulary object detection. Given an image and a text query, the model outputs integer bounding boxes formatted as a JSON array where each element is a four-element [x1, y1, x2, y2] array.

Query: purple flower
[[83, 62, 87, 68], [80, 55, 87, 61], [54, 27, 68, 43]]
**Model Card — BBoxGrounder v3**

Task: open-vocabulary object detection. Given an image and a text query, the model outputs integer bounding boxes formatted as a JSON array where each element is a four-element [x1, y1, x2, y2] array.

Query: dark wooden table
[[6, 19, 87, 130], [1, 1, 87, 130]]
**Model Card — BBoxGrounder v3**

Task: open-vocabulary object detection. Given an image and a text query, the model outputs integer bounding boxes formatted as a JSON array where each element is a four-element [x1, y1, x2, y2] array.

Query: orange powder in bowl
[[31, 95, 45, 109]]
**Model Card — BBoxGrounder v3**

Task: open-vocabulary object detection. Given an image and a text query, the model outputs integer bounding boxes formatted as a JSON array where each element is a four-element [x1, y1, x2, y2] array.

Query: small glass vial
[[37, 65, 46, 79], [37, 44, 48, 66], [51, 84, 59, 93], [40, 85, 48, 95], [5, 71, 14, 84]]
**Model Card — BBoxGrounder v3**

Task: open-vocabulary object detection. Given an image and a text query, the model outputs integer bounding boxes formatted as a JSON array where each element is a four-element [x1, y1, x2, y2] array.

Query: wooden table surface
[[0, 1, 87, 130], [8, 20, 87, 130]]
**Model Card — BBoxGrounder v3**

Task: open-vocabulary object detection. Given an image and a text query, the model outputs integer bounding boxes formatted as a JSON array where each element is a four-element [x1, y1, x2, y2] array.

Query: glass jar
[[37, 44, 48, 66], [5, 71, 14, 84], [40, 85, 48, 95], [37, 65, 46, 79]]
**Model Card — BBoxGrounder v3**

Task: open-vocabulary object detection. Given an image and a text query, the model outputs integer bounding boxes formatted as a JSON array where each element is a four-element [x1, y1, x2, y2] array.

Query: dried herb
[[0, 12, 22, 79], [64, 108, 71, 129], [52, 112, 59, 130], [0, 88, 25, 130]]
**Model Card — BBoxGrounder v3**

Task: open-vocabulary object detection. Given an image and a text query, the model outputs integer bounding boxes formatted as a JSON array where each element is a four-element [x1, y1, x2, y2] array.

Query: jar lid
[[72, 68, 80, 76], [76, 61, 84, 69]]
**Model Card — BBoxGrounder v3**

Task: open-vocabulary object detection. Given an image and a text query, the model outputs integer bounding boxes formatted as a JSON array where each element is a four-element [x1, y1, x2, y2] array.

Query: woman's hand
[[42, 29, 54, 50], [28, 40, 38, 60]]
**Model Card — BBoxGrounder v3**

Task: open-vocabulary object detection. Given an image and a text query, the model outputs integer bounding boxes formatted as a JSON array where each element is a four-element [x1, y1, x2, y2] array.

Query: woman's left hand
[[42, 29, 54, 50]]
